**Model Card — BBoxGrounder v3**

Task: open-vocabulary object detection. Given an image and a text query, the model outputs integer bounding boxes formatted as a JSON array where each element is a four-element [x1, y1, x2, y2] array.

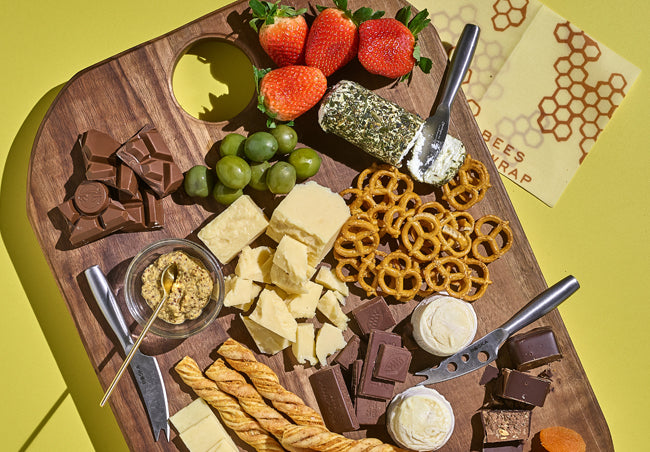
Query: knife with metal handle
[[418, 23, 480, 169], [416, 275, 580, 385], [84, 265, 170, 441]]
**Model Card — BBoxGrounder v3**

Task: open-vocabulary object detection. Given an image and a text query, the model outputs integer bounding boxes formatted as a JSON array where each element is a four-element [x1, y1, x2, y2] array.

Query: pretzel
[[401, 213, 442, 262], [442, 155, 491, 211], [205, 359, 291, 439], [461, 257, 492, 302], [217, 338, 326, 427], [439, 212, 473, 258], [340, 188, 378, 215], [174, 356, 284, 452], [334, 215, 380, 258], [334, 256, 363, 283], [375, 251, 422, 301], [417, 201, 447, 219], [472, 215, 513, 263], [357, 251, 384, 296]]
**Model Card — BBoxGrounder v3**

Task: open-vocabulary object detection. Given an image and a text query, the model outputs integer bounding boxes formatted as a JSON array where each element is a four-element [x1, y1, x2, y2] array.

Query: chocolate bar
[[481, 442, 524, 451], [309, 365, 359, 432], [334, 335, 361, 370], [373, 344, 411, 383], [351, 359, 363, 399], [481, 409, 531, 443], [507, 327, 562, 371], [355, 396, 386, 425], [357, 330, 400, 400], [351, 296, 396, 336], [117, 127, 183, 198], [498, 369, 551, 407]]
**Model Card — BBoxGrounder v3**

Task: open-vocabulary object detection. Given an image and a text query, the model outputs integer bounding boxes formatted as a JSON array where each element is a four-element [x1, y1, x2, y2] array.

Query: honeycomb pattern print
[[537, 21, 627, 162], [492, 0, 530, 31]]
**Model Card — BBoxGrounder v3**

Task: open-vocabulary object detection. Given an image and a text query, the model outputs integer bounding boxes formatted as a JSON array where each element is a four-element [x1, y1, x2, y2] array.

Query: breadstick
[[282, 425, 406, 452], [174, 356, 284, 452], [205, 358, 292, 439], [218, 338, 325, 427]]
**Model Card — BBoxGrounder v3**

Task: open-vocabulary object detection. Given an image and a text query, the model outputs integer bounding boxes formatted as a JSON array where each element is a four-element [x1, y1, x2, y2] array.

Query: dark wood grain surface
[[26, 0, 612, 450]]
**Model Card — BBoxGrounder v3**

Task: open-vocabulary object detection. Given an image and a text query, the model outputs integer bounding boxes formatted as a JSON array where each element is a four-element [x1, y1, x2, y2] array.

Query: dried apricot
[[539, 426, 586, 452]]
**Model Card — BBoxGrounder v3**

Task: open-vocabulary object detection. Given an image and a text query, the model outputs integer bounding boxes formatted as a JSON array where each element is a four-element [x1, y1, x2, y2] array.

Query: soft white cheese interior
[[387, 386, 454, 451], [407, 125, 467, 186], [411, 294, 477, 356]]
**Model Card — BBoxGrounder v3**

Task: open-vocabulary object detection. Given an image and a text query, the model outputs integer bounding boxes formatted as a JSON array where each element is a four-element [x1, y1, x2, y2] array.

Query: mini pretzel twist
[[442, 155, 491, 211], [217, 338, 326, 427], [376, 251, 422, 301], [205, 359, 292, 440], [334, 215, 380, 257], [472, 214, 513, 263], [461, 257, 492, 301], [401, 213, 442, 262], [174, 356, 284, 452]]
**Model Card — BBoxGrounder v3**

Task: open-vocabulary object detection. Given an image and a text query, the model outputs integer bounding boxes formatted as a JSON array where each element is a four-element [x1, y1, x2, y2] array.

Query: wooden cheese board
[[26, 0, 613, 450]]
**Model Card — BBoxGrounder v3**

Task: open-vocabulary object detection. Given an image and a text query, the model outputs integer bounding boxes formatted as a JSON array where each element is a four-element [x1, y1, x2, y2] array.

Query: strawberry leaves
[[315, 0, 384, 26], [395, 5, 432, 80], [249, 0, 307, 32]]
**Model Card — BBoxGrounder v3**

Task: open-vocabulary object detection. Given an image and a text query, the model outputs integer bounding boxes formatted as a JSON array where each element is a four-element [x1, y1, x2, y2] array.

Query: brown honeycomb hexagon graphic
[[537, 21, 628, 163], [491, 0, 530, 31], [496, 112, 544, 148]]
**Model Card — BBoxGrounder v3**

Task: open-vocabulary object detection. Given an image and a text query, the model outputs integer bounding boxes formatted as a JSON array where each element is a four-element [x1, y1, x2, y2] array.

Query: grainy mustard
[[141, 251, 213, 324]]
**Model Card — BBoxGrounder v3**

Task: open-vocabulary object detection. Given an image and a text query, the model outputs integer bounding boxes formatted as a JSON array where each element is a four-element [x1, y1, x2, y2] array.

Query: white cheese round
[[387, 386, 454, 451], [411, 294, 477, 356]]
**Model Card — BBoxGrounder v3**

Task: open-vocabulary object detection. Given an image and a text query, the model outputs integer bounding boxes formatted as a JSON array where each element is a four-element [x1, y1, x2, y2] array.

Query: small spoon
[[100, 262, 177, 407]]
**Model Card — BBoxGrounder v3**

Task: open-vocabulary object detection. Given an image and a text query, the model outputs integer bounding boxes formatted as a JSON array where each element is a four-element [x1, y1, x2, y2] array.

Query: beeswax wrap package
[[429, 0, 640, 206]]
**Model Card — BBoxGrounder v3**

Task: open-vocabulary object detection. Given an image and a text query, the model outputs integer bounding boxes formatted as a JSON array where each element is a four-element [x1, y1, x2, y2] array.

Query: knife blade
[[416, 276, 580, 385], [84, 265, 170, 441], [418, 24, 480, 170]]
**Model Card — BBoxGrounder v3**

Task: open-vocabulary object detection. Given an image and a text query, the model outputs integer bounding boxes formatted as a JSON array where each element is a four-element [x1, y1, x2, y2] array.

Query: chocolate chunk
[[57, 199, 80, 226], [74, 181, 110, 215], [481, 442, 523, 451], [479, 364, 500, 386], [351, 359, 363, 400], [100, 199, 135, 233], [334, 335, 361, 370], [481, 409, 531, 443], [498, 369, 550, 407], [355, 396, 386, 425], [351, 296, 396, 336], [507, 327, 562, 371], [117, 127, 183, 197], [309, 365, 359, 432], [116, 163, 139, 196], [143, 190, 164, 228], [373, 344, 411, 383], [79, 130, 120, 185], [357, 330, 400, 400], [69, 216, 106, 247]]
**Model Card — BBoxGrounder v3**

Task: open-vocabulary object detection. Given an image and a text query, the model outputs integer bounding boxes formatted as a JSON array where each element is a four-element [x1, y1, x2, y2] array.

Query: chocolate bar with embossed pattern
[[373, 343, 411, 383], [309, 365, 359, 432]]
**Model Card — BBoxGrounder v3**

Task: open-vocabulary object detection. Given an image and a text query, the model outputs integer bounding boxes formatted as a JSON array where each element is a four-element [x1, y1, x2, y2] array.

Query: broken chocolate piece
[[309, 365, 359, 432], [481, 409, 531, 443], [69, 216, 106, 247], [481, 442, 523, 451], [74, 181, 110, 215], [498, 369, 550, 407], [351, 359, 363, 400], [79, 130, 120, 185], [480, 364, 500, 386], [116, 163, 139, 196], [57, 199, 81, 226], [357, 330, 400, 400], [334, 335, 361, 371], [351, 296, 396, 336], [143, 189, 164, 228], [117, 127, 183, 197], [507, 327, 562, 371], [373, 344, 411, 383], [355, 396, 386, 425]]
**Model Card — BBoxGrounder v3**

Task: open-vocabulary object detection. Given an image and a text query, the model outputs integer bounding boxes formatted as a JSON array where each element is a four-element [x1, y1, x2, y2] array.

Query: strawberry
[[256, 66, 327, 124], [305, 0, 384, 77], [249, 0, 308, 67], [358, 6, 432, 80]]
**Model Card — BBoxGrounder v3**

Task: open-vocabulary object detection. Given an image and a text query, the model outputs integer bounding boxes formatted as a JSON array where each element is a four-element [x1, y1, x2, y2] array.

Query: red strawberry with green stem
[[255, 66, 327, 126], [305, 0, 384, 77], [249, 0, 308, 67], [358, 5, 432, 80]]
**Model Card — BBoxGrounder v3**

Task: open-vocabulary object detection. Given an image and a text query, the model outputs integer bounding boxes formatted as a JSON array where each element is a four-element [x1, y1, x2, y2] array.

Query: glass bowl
[[124, 238, 224, 339]]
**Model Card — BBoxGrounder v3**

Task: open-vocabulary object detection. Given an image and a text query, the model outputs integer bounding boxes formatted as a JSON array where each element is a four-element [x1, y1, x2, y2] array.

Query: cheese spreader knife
[[416, 276, 580, 385], [84, 265, 170, 441], [418, 23, 480, 170]]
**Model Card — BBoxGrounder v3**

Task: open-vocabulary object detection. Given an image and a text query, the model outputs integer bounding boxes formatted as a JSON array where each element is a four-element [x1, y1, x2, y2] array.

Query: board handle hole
[[172, 37, 256, 123]]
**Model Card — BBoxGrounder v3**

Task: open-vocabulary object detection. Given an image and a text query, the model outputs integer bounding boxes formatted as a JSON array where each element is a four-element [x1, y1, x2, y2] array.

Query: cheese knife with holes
[[416, 276, 579, 385]]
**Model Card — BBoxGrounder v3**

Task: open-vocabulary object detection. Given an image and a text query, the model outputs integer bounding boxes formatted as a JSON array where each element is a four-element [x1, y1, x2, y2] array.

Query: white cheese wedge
[[198, 195, 268, 264], [317, 290, 349, 330], [266, 182, 350, 266], [222, 275, 261, 310], [170, 398, 239, 452], [332, 290, 346, 307], [292, 323, 318, 366], [249, 288, 297, 342], [235, 246, 274, 284], [286, 281, 323, 319], [314, 266, 349, 296], [270, 235, 314, 294], [407, 131, 467, 186], [241, 315, 291, 355], [315, 323, 347, 366]]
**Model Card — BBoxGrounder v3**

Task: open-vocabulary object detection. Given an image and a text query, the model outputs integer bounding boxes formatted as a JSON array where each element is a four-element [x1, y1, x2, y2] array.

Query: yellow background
[[0, 0, 647, 450]]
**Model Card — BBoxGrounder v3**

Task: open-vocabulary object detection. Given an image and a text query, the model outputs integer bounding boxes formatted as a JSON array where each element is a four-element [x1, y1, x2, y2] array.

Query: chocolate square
[[481, 409, 531, 443], [334, 335, 361, 371], [355, 396, 386, 425], [373, 344, 411, 383], [351, 296, 396, 336], [506, 327, 562, 371], [498, 369, 551, 407], [357, 330, 400, 400]]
